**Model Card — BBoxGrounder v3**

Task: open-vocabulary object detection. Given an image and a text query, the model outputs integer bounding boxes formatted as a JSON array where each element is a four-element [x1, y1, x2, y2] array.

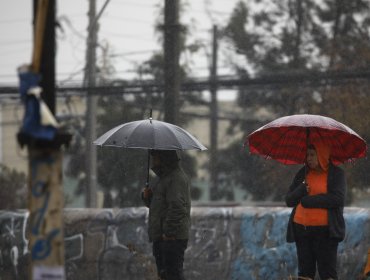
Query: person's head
[[150, 150, 180, 169], [306, 142, 331, 171], [306, 144, 320, 170]]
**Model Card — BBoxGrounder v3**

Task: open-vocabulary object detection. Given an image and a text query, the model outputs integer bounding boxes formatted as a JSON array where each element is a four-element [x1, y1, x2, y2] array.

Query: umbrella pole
[[146, 108, 152, 187], [304, 127, 310, 181], [146, 150, 150, 187]]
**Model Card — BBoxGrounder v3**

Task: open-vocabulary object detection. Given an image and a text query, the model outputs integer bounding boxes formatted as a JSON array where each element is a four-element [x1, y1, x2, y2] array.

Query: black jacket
[[285, 163, 346, 243], [142, 163, 191, 242]]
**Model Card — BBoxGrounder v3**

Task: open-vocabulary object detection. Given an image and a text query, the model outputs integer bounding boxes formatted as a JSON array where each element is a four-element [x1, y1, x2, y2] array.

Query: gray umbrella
[[94, 118, 207, 150], [94, 117, 207, 185]]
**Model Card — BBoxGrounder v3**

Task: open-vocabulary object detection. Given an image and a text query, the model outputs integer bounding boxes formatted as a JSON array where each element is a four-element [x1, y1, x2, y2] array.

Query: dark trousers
[[153, 239, 188, 280], [294, 223, 339, 280]]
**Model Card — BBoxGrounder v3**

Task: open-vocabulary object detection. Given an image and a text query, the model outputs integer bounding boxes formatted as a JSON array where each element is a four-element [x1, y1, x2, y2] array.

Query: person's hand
[[142, 187, 153, 199], [302, 180, 310, 194], [162, 234, 175, 241]]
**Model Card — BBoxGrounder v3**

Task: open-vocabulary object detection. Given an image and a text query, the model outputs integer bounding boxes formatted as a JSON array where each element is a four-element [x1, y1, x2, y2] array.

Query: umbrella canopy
[[94, 118, 207, 187], [246, 114, 367, 165], [94, 118, 207, 151]]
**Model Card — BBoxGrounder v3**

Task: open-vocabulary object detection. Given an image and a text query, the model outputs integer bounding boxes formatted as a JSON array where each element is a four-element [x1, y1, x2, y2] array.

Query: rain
[[0, 0, 369, 279]]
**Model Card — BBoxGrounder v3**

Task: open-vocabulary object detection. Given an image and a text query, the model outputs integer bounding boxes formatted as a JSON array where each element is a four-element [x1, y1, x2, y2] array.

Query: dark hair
[[150, 150, 180, 165], [307, 144, 316, 150]]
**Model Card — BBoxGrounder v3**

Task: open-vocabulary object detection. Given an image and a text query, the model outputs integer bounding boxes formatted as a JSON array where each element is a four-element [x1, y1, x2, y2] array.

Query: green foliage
[[217, 141, 299, 201], [96, 98, 147, 207], [218, 0, 370, 202], [0, 164, 27, 209]]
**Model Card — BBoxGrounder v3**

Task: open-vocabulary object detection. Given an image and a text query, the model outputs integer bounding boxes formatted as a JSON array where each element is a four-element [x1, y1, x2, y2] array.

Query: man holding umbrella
[[94, 116, 206, 279], [142, 149, 191, 280]]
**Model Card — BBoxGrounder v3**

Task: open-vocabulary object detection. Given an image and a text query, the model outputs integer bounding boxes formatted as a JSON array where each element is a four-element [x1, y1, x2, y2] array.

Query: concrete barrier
[[0, 207, 369, 279]]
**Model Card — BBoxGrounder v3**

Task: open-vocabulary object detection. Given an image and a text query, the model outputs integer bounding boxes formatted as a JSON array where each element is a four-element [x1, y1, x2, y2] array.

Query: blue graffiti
[[32, 181, 47, 197], [31, 156, 54, 169], [231, 209, 297, 279], [29, 155, 58, 263], [30, 156, 53, 197], [31, 192, 50, 235], [31, 229, 60, 260], [338, 210, 370, 276], [341, 211, 368, 250], [30, 156, 54, 178], [30, 157, 53, 235]]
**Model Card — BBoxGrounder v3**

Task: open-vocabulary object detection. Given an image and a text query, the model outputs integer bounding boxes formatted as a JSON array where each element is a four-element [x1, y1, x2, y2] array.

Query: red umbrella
[[246, 114, 367, 165]]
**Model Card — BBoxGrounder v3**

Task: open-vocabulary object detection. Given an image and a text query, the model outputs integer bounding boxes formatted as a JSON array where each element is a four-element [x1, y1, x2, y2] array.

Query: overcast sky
[[0, 0, 240, 87]]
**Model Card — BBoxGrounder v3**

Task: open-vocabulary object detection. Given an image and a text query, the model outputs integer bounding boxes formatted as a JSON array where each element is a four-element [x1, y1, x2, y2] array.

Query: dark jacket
[[285, 163, 346, 243], [143, 163, 191, 242]]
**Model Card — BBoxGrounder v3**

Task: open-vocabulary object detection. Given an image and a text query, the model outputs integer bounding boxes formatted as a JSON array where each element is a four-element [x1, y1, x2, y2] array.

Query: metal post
[[84, 0, 110, 208], [85, 0, 98, 208], [209, 25, 219, 200], [164, 0, 180, 124]]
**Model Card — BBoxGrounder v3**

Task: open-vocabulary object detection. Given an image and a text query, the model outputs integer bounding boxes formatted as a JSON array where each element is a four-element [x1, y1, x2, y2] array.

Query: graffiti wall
[[0, 207, 369, 280]]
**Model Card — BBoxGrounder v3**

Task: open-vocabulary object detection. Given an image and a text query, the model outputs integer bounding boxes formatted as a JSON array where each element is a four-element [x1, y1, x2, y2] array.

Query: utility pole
[[164, 0, 180, 124], [84, 0, 110, 208], [85, 0, 98, 208], [18, 0, 70, 279], [35, 0, 55, 114], [209, 25, 219, 200]]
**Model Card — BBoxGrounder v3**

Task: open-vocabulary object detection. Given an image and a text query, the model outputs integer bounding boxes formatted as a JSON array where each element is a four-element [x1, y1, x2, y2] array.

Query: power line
[[58, 67, 85, 86], [58, 15, 86, 40], [1, 69, 369, 96]]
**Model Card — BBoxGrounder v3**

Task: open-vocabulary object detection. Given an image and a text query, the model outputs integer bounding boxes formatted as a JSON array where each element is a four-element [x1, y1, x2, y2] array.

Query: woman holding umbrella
[[285, 141, 346, 280], [248, 114, 367, 279]]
